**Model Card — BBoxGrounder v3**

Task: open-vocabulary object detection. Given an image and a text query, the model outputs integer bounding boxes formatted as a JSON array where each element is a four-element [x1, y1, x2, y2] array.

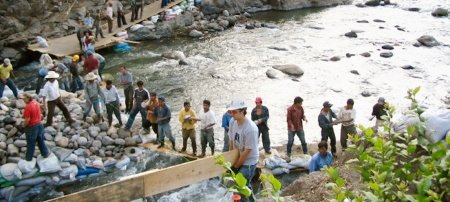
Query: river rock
[[380, 51, 393, 58], [115, 138, 126, 146], [401, 65, 415, 70], [207, 22, 223, 31], [179, 59, 189, 66], [373, 19, 385, 23], [360, 52, 371, 57], [330, 56, 340, 61], [223, 10, 230, 17], [0, 142, 6, 150], [355, 3, 365, 8], [431, 8, 448, 17], [417, 35, 439, 47], [124, 137, 136, 146], [226, 16, 237, 26], [344, 31, 357, 38], [272, 64, 304, 77], [102, 136, 114, 146], [55, 136, 69, 147], [266, 69, 280, 79], [245, 24, 255, 29], [92, 140, 102, 148], [117, 128, 131, 139], [365, 0, 380, 6], [7, 127, 18, 137], [162, 51, 186, 60], [408, 8, 420, 12], [13, 140, 27, 148], [7, 144, 19, 156], [350, 70, 360, 75], [189, 29, 203, 38], [77, 137, 88, 146], [14, 99, 26, 109], [218, 20, 229, 28], [107, 127, 117, 136], [3, 117, 16, 125], [361, 90, 372, 97], [44, 127, 57, 136], [382, 45, 394, 50], [357, 20, 369, 23]]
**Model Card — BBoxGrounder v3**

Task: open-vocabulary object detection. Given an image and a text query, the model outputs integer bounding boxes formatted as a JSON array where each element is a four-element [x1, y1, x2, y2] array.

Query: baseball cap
[[347, 99, 354, 105], [227, 99, 247, 111], [158, 96, 165, 102], [3, 58, 10, 65], [378, 97, 385, 103], [255, 97, 262, 103], [323, 101, 332, 108]]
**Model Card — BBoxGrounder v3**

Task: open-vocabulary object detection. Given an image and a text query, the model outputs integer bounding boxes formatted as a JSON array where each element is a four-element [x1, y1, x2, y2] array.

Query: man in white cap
[[228, 99, 259, 202], [40, 71, 75, 127], [0, 58, 19, 98], [83, 72, 104, 122]]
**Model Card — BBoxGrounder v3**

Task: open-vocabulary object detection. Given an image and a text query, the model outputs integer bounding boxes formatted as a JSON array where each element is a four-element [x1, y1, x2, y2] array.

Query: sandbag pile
[[264, 155, 312, 175]]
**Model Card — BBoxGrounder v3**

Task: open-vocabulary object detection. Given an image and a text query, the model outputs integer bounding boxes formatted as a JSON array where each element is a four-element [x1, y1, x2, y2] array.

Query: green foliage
[[325, 87, 450, 202], [260, 174, 284, 202]]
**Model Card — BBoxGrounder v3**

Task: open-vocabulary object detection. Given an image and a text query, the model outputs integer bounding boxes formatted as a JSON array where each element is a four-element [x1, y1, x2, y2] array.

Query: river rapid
[[98, 0, 450, 148]]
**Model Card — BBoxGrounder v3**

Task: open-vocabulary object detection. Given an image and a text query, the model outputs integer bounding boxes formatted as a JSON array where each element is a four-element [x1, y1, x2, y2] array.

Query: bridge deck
[[28, 0, 183, 57]]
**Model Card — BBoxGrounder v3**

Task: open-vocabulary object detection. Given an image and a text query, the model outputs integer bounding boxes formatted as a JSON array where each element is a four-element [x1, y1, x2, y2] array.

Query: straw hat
[[84, 72, 97, 80], [45, 71, 60, 79]]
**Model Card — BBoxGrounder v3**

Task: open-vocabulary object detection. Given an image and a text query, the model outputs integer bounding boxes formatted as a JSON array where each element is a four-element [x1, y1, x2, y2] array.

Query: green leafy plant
[[325, 87, 449, 201], [260, 173, 284, 202]]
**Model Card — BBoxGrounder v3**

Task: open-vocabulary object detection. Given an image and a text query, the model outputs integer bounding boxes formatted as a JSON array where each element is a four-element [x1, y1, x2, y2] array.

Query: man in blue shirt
[[155, 96, 175, 150], [221, 108, 232, 152], [309, 141, 333, 173]]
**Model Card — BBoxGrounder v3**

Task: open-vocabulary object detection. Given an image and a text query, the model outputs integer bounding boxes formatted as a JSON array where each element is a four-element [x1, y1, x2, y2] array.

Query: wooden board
[[47, 150, 239, 202], [141, 142, 199, 160], [28, 0, 183, 57]]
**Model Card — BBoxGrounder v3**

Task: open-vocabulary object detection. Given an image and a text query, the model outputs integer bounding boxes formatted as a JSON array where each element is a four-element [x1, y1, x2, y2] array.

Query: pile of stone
[[0, 91, 147, 201]]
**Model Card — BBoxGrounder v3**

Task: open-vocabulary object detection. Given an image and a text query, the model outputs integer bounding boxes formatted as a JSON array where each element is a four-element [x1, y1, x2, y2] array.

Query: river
[[11, 0, 450, 200]]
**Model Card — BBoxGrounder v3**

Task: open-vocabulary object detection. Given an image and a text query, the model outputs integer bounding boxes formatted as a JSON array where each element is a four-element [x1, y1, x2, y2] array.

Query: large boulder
[[365, 0, 380, 6], [266, 69, 280, 79], [431, 8, 448, 17], [128, 27, 160, 41], [272, 64, 304, 77], [417, 35, 440, 47]]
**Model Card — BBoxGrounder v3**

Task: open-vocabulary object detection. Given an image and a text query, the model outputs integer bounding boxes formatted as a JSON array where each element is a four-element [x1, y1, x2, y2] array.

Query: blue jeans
[[84, 97, 101, 117], [238, 164, 257, 202], [25, 123, 49, 161], [158, 123, 174, 144], [0, 78, 18, 98], [287, 129, 308, 154], [222, 129, 229, 152], [58, 77, 70, 91], [71, 76, 84, 93], [125, 106, 149, 130]]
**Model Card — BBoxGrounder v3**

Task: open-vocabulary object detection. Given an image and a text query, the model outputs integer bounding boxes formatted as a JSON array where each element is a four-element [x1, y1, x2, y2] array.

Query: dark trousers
[[46, 97, 73, 126], [36, 76, 45, 94], [107, 19, 113, 33], [98, 61, 106, 80], [181, 128, 197, 154], [0, 78, 18, 98], [124, 85, 134, 113], [106, 101, 122, 126], [131, 6, 137, 21], [200, 128, 214, 154], [125, 106, 149, 130], [287, 129, 307, 155], [70, 76, 84, 93], [150, 122, 158, 137], [161, 0, 169, 8], [136, 5, 143, 19], [94, 24, 104, 39], [340, 124, 356, 150], [321, 128, 337, 154], [25, 123, 49, 161], [258, 126, 271, 152], [117, 10, 127, 27]]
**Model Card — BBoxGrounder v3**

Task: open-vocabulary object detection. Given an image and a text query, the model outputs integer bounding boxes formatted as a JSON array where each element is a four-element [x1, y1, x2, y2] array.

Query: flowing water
[[12, 0, 450, 200]]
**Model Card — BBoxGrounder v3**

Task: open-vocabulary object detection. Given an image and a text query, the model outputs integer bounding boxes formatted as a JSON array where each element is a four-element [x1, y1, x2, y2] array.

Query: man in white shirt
[[198, 99, 216, 157], [40, 71, 74, 127], [106, 3, 113, 33], [337, 99, 356, 151], [102, 80, 122, 127]]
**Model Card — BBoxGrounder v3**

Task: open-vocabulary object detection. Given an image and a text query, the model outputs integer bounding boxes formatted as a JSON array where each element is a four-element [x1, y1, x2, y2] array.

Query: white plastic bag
[[130, 24, 144, 32], [263, 155, 286, 170], [37, 153, 62, 173], [36, 36, 49, 48], [0, 163, 22, 181], [115, 156, 130, 170], [289, 155, 312, 169], [17, 158, 37, 174], [271, 167, 289, 175], [421, 109, 450, 143], [58, 165, 78, 180]]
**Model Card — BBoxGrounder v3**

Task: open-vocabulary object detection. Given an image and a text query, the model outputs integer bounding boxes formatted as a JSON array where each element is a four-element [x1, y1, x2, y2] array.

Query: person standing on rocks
[[178, 101, 197, 155], [103, 80, 123, 127], [370, 97, 387, 133], [221, 107, 232, 152], [0, 58, 18, 99], [155, 96, 175, 149], [337, 99, 356, 151], [106, 3, 114, 33], [93, 9, 105, 40], [68, 55, 84, 93], [308, 141, 333, 173], [286, 96, 308, 158], [198, 99, 216, 157], [52, 61, 70, 91], [228, 99, 259, 202], [119, 66, 134, 113], [125, 80, 150, 131], [83, 51, 100, 76], [40, 71, 75, 127], [251, 97, 271, 154], [21, 93, 50, 161], [36, 54, 54, 94], [117, 0, 127, 28], [94, 53, 106, 80], [318, 101, 339, 157], [146, 92, 159, 139], [83, 72, 105, 123]]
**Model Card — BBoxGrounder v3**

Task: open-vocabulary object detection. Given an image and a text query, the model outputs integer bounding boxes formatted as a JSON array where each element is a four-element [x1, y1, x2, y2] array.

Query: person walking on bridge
[[0, 58, 18, 99], [178, 101, 197, 155], [117, 0, 127, 28], [93, 9, 105, 40], [228, 99, 259, 202], [106, 3, 114, 33]]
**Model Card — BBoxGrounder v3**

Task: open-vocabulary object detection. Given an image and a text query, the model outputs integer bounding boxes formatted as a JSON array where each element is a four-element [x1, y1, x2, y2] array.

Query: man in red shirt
[[22, 93, 49, 161], [286, 96, 308, 158], [83, 51, 99, 75]]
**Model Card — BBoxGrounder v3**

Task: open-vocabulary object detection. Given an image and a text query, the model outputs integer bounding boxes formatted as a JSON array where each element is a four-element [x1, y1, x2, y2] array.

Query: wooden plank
[[47, 150, 239, 202], [28, 0, 183, 57], [141, 142, 199, 160]]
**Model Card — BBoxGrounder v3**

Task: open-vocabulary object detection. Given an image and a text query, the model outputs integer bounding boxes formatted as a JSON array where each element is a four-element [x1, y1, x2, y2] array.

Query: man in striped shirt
[[125, 81, 150, 131]]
